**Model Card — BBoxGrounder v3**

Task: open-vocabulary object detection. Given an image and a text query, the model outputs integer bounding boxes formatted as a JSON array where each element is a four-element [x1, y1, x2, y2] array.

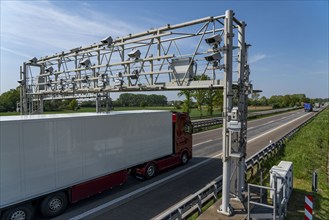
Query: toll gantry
[[19, 9, 251, 216]]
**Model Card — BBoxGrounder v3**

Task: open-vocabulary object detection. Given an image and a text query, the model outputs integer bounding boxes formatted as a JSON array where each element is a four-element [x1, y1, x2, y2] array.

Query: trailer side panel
[[0, 111, 172, 208]]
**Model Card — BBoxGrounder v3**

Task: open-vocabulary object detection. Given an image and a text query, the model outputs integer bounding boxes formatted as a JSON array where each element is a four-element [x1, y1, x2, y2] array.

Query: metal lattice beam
[[19, 13, 246, 113]]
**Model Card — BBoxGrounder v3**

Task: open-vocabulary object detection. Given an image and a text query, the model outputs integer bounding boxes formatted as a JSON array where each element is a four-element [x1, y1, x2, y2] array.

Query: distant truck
[[0, 110, 192, 220], [303, 103, 313, 112]]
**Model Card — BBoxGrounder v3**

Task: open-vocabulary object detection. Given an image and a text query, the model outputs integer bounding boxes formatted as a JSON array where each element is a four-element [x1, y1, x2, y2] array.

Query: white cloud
[[249, 53, 267, 64], [0, 1, 154, 93], [1, 47, 32, 59], [0, 1, 142, 55]]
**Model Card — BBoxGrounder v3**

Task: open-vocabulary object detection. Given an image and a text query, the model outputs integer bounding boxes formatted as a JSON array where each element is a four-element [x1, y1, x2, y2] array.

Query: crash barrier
[[191, 118, 223, 132], [247, 107, 301, 118], [156, 106, 326, 220], [191, 107, 301, 133], [153, 176, 222, 220]]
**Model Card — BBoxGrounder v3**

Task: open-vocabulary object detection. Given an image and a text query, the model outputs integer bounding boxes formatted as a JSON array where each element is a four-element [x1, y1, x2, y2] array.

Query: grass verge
[[283, 108, 329, 219], [187, 195, 220, 220], [248, 107, 329, 219]]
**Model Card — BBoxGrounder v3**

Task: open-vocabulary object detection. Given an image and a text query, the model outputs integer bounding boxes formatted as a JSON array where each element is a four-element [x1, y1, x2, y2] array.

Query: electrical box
[[228, 120, 241, 131], [270, 161, 293, 201], [228, 107, 240, 131]]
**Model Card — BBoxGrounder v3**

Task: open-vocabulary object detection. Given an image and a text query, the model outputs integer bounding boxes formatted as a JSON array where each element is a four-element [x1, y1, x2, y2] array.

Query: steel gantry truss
[[19, 9, 251, 216]]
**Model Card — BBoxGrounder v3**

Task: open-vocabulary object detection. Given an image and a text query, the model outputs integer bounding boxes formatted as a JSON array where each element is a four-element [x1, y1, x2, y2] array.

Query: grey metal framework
[[19, 9, 250, 215]]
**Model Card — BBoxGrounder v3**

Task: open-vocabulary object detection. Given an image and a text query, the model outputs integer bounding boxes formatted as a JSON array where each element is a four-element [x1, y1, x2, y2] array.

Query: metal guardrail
[[156, 107, 326, 220], [191, 107, 301, 133], [191, 118, 223, 132], [247, 107, 301, 118], [153, 176, 223, 220]]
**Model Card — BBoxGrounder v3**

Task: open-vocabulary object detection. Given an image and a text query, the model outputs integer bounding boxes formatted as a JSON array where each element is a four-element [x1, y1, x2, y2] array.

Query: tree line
[[249, 93, 328, 109], [79, 93, 168, 109], [0, 86, 327, 113], [0, 90, 168, 112], [115, 93, 167, 107]]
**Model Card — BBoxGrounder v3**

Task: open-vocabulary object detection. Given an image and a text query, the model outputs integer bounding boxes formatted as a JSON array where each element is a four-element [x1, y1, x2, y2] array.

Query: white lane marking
[[193, 109, 302, 136], [69, 152, 223, 220], [266, 120, 275, 124], [193, 139, 213, 146], [193, 127, 222, 135], [193, 113, 303, 145], [248, 113, 310, 143]]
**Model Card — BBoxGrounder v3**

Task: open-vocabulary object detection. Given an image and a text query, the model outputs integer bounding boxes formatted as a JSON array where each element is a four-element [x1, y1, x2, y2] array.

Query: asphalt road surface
[[40, 109, 315, 220]]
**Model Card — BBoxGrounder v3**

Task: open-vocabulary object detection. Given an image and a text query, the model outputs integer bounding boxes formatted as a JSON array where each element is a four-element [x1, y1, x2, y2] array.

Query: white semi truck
[[0, 110, 192, 220]]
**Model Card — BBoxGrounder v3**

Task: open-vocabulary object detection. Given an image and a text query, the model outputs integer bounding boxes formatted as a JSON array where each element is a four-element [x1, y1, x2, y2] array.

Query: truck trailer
[[303, 103, 313, 112], [0, 110, 192, 220]]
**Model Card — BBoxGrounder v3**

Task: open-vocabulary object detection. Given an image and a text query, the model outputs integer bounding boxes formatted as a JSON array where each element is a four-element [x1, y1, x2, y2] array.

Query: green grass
[[248, 105, 273, 112], [247, 107, 329, 219], [187, 196, 220, 220], [283, 108, 329, 220], [0, 111, 20, 116], [187, 199, 215, 220]]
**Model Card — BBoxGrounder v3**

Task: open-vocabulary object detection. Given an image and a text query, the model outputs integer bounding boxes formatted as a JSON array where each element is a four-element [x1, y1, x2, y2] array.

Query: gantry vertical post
[[21, 62, 28, 115], [237, 21, 247, 199], [19, 66, 23, 115], [96, 95, 100, 113], [219, 9, 234, 216]]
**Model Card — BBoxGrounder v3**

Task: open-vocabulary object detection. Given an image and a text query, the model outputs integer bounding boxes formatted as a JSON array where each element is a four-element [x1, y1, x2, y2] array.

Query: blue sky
[[1, 0, 328, 100]]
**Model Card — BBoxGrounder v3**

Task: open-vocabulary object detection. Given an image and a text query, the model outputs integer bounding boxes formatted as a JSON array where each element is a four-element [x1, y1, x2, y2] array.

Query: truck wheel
[[145, 163, 157, 179], [181, 152, 189, 165], [40, 192, 68, 218], [1, 204, 34, 220]]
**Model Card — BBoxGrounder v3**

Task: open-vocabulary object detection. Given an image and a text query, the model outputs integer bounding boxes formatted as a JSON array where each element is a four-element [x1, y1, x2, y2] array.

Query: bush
[[68, 100, 78, 111]]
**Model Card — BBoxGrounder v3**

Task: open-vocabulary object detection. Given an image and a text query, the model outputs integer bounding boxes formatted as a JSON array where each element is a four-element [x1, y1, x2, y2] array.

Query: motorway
[[44, 109, 316, 220]]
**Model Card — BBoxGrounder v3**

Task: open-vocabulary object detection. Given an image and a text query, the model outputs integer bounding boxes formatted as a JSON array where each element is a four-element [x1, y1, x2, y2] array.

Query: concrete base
[[217, 204, 233, 216]]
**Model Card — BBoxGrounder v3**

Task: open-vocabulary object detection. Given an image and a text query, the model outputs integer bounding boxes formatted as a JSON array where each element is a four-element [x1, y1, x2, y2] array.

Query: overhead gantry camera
[[101, 36, 113, 47], [204, 34, 223, 63], [45, 66, 54, 74], [128, 49, 141, 60], [204, 52, 222, 62], [29, 57, 38, 64], [80, 58, 91, 68], [205, 34, 222, 47]]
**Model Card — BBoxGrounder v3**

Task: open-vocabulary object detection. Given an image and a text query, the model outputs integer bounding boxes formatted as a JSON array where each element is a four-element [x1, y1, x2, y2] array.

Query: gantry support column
[[219, 9, 234, 216], [237, 21, 247, 200]]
